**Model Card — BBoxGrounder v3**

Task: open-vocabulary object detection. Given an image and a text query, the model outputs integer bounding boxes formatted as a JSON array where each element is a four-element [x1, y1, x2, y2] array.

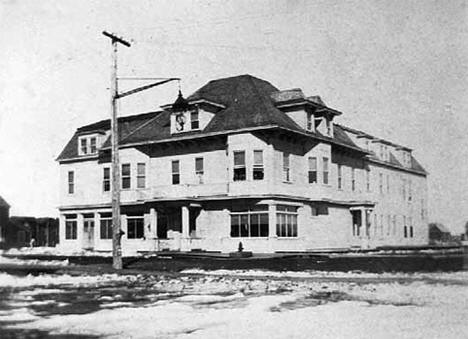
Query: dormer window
[[78, 135, 100, 156], [306, 112, 313, 131], [190, 110, 199, 130]]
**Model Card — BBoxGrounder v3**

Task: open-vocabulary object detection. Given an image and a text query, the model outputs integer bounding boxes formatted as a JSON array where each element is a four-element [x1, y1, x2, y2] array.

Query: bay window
[[276, 205, 298, 237], [230, 206, 268, 237]]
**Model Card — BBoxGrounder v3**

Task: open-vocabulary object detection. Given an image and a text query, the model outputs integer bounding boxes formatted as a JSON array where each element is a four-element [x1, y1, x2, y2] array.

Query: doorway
[[83, 217, 95, 250]]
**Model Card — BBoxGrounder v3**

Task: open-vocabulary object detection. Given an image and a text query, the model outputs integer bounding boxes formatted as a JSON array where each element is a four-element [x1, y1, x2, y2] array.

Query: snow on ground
[[0, 270, 467, 338], [2, 246, 113, 257], [182, 267, 468, 282], [0, 255, 69, 267]]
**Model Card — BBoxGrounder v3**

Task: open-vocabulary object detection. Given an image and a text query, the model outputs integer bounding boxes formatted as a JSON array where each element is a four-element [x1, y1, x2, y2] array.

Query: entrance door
[[83, 219, 95, 249]]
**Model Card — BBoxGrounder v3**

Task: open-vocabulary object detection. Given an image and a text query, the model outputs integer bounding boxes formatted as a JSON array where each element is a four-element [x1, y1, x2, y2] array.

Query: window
[[402, 178, 406, 200], [172, 160, 180, 185], [306, 112, 313, 130], [351, 168, 355, 191], [68, 171, 74, 194], [89, 137, 97, 154], [79, 136, 99, 155], [366, 169, 370, 192], [233, 151, 246, 181], [137, 163, 146, 189], [337, 164, 342, 189], [393, 215, 397, 236], [276, 205, 298, 237], [253, 150, 264, 180], [322, 157, 329, 184], [190, 110, 199, 130], [387, 174, 390, 194], [283, 153, 290, 182], [379, 173, 383, 194], [380, 214, 384, 237], [408, 179, 412, 201], [80, 138, 87, 154], [65, 214, 77, 240], [103, 168, 110, 192], [100, 213, 112, 239], [309, 157, 317, 184], [387, 215, 391, 236], [195, 157, 204, 183], [230, 207, 268, 237], [127, 216, 144, 239], [403, 216, 407, 238], [122, 164, 131, 189]]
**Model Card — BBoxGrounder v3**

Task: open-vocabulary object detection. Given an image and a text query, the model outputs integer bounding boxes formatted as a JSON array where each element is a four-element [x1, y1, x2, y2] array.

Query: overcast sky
[[0, 0, 467, 232]]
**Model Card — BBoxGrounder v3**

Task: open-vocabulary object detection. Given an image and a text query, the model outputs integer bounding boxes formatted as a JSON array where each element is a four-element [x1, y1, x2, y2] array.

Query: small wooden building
[[4, 217, 59, 248]]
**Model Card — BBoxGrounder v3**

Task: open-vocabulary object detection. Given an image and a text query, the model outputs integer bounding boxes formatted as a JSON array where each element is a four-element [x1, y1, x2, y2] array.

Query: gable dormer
[[162, 91, 225, 135], [271, 89, 340, 138], [395, 146, 412, 168], [77, 131, 106, 156]]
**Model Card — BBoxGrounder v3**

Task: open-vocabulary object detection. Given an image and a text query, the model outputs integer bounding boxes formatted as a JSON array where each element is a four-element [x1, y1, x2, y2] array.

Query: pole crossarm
[[102, 31, 131, 47], [116, 78, 180, 99]]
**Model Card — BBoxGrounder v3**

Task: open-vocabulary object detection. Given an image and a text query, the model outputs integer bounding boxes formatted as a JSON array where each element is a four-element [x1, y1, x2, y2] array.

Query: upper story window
[[137, 163, 146, 189], [233, 151, 246, 181], [253, 150, 264, 180], [195, 157, 204, 184], [283, 153, 290, 182], [103, 168, 110, 192], [172, 160, 180, 185], [306, 112, 313, 131], [68, 171, 74, 194], [351, 168, 356, 191], [337, 164, 342, 189], [122, 164, 131, 189], [322, 157, 329, 184], [190, 111, 199, 130], [379, 173, 383, 194], [366, 168, 370, 192], [78, 135, 99, 156], [308, 157, 317, 184]]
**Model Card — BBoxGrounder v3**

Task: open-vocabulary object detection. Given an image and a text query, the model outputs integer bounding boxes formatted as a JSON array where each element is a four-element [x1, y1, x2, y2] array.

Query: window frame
[[172, 160, 180, 185], [322, 157, 329, 185], [121, 163, 131, 189], [233, 150, 246, 181], [103, 167, 110, 192], [276, 205, 298, 238], [190, 110, 199, 130], [195, 157, 204, 184], [65, 215, 77, 240], [253, 150, 264, 180], [100, 213, 113, 239], [309, 157, 317, 184], [230, 208, 269, 238], [137, 163, 146, 189], [127, 216, 144, 239], [67, 171, 74, 194], [283, 152, 291, 182]]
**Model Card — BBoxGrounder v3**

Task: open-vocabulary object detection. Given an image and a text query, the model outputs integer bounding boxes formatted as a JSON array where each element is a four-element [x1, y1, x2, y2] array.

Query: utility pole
[[102, 31, 179, 270], [103, 31, 130, 270]]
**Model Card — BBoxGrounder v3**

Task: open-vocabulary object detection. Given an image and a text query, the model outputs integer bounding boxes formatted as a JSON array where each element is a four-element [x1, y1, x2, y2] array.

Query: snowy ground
[[0, 268, 467, 339]]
